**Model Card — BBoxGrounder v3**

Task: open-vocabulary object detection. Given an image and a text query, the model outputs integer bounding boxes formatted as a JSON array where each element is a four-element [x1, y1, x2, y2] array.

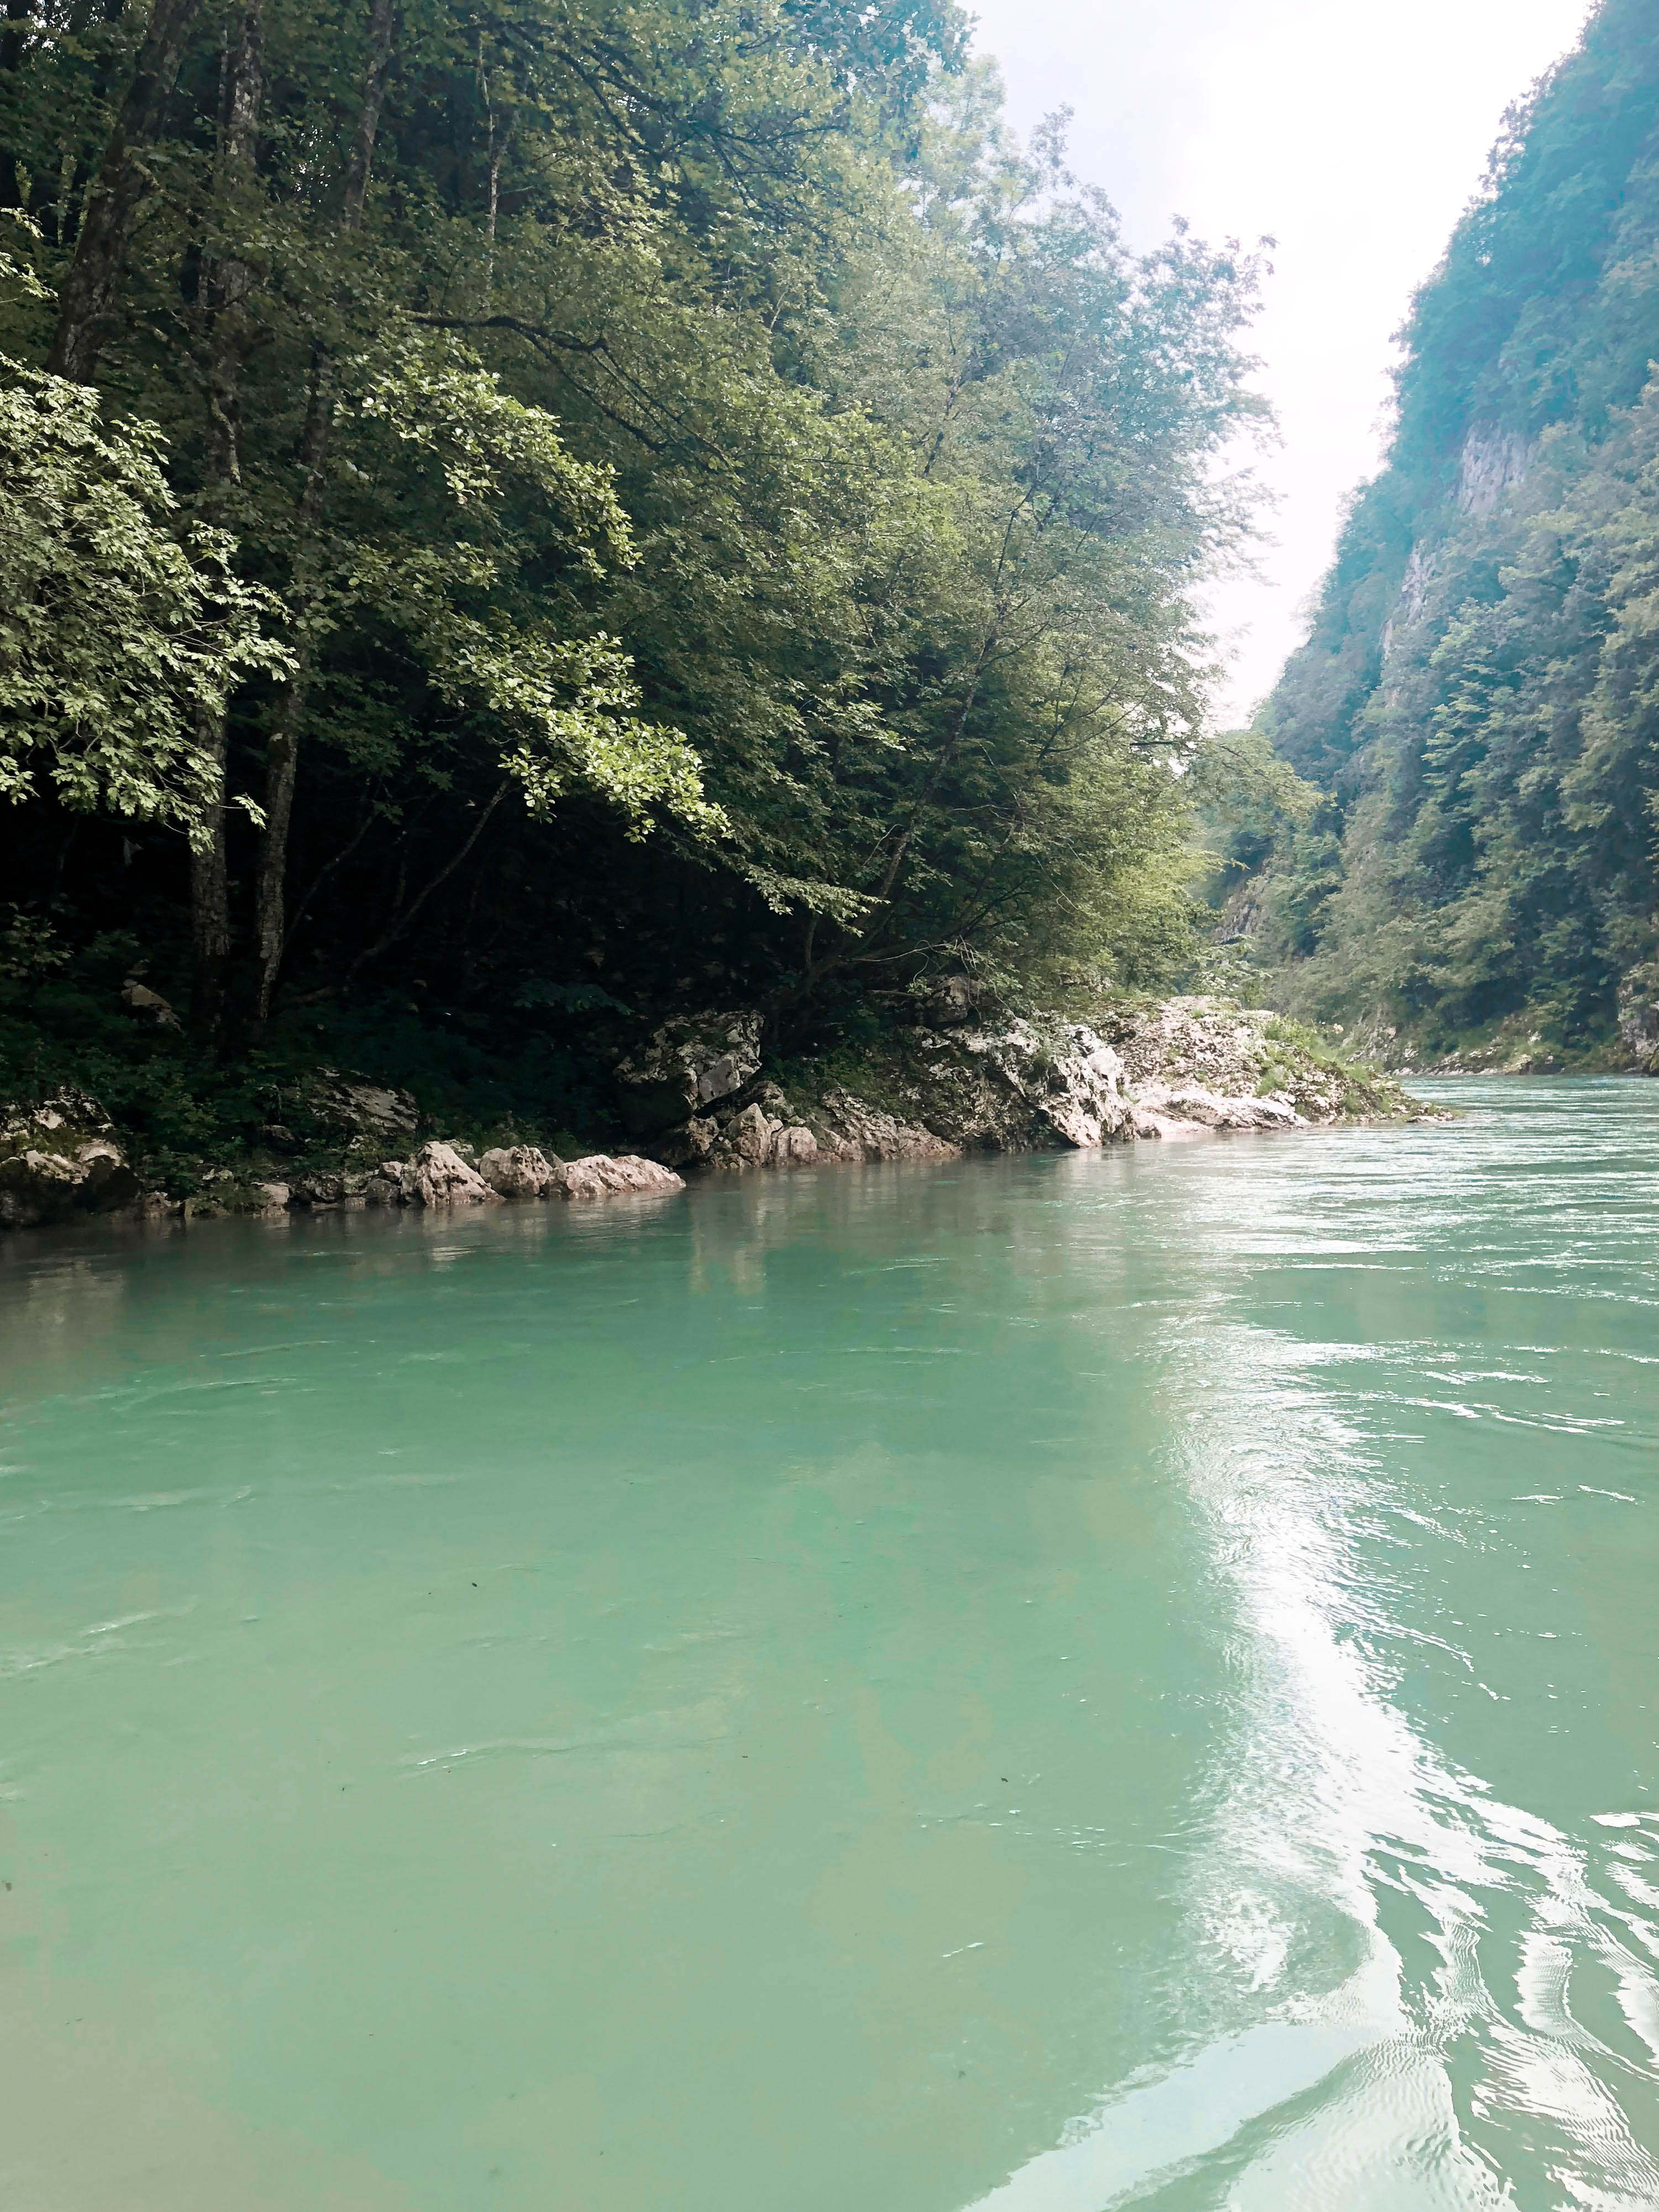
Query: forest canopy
[[0, 0, 1267, 1151]]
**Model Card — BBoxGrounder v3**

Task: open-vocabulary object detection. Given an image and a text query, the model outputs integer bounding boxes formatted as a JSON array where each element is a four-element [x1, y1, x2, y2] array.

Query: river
[[1, 1078, 1655, 2209]]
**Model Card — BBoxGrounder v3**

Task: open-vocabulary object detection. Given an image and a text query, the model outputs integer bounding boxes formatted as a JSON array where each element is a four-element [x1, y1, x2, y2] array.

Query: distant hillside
[[1239, 0, 1659, 1062]]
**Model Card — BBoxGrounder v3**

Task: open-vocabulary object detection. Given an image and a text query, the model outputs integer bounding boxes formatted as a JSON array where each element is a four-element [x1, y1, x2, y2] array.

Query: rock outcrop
[[639, 1011, 1135, 1172], [1093, 997, 1415, 1123], [1127, 1085, 1300, 1138], [967, 1019, 1130, 1148], [303, 1068, 421, 1145], [687, 1087, 954, 1171], [0, 1093, 141, 1228], [287, 1171, 364, 1209], [616, 1013, 763, 1133], [627, 995, 1421, 1179]]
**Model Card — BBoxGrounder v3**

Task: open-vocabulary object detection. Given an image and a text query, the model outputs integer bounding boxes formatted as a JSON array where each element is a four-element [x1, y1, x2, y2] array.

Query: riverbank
[[1, 994, 1431, 1234], [1258, 967, 1659, 1080]]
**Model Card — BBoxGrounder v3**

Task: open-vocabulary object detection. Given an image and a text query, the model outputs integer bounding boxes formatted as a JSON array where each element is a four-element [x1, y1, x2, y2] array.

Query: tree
[[0, 0, 1266, 1065], [0, 357, 285, 833]]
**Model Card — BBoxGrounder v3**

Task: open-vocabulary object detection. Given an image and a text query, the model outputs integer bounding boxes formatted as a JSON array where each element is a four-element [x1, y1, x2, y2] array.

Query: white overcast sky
[[968, 0, 1597, 723]]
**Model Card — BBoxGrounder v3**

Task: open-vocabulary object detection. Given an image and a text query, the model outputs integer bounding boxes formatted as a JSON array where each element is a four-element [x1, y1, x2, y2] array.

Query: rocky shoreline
[[613, 995, 1425, 1174], [0, 995, 1431, 1236], [0, 1097, 684, 1232]]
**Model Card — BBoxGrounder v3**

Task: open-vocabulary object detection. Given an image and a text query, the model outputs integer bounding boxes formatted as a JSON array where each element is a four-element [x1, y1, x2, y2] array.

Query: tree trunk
[[189, 704, 234, 1035], [0, 0, 34, 211], [202, 0, 262, 485], [249, 0, 395, 1034], [249, 352, 335, 1032], [190, 0, 262, 1044], [46, 0, 207, 382]]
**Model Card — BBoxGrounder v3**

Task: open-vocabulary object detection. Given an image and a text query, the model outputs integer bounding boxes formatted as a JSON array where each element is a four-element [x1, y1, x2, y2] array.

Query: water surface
[[2, 1080, 1656, 2208]]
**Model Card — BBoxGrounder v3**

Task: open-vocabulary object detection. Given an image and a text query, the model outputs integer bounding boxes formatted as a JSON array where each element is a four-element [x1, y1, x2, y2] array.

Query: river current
[[1, 1078, 1656, 2209]]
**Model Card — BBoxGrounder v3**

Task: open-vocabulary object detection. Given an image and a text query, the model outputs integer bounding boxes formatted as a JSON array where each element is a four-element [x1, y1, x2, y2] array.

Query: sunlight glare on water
[[1, 1079, 1656, 2208]]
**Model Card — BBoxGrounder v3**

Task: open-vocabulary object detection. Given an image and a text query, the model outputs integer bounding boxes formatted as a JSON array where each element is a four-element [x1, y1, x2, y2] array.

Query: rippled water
[[1, 1079, 1656, 2209]]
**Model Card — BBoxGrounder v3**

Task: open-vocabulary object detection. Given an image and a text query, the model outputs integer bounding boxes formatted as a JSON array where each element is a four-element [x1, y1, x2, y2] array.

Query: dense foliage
[[0, 0, 1264, 1148], [1239, 0, 1659, 1054]]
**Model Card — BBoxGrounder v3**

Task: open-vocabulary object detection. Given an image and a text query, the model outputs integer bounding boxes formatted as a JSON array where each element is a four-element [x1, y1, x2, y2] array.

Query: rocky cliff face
[[1456, 424, 1533, 516], [1243, 2, 1659, 1055]]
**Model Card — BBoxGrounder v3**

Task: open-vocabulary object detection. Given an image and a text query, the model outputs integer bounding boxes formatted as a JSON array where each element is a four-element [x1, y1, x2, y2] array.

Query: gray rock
[[290, 1171, 346, 1207], [0, 1094, 141, 1229], [791, 1018, 1127, 1157], [120, 975, 182, 1029], [1098, 996, 1413, 1126], [814, 1089, 956, 1162], [918, 973, 979, 1026], [621, 994, 1413, 1187], [1130, 1082, 1304, 1133], [772, 1125, 820, 1167], [1457, 423, 1532, 517], [304, 1068, 420, 1143], [710, 1102, 779, 1170], [187, 1179, 291, 1220], [654, 1115, 720, 1169], [965, 1019, 1129, 1148], [558, 1154, 685, 1201], [289, 1170, 371, 1209], [384, 1142, 502, 1207], [616, 1013, 763, 1131], [130, 1189, 185, 1220], [0, 1147, 89, 1227], [479, 1145, 563, 1199]]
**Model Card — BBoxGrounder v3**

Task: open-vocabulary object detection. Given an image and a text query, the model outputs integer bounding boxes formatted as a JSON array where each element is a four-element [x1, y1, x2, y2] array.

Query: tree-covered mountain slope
[[1241, 0, 1659, 1065]]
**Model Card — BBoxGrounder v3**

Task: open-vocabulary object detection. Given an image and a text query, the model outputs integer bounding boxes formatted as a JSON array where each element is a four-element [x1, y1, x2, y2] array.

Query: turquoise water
[[1, 1080, 1656, 2209]]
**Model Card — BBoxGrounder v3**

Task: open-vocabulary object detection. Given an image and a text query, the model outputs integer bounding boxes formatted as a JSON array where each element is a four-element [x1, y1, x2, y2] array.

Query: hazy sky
[[968, 0, 1596, 723]]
